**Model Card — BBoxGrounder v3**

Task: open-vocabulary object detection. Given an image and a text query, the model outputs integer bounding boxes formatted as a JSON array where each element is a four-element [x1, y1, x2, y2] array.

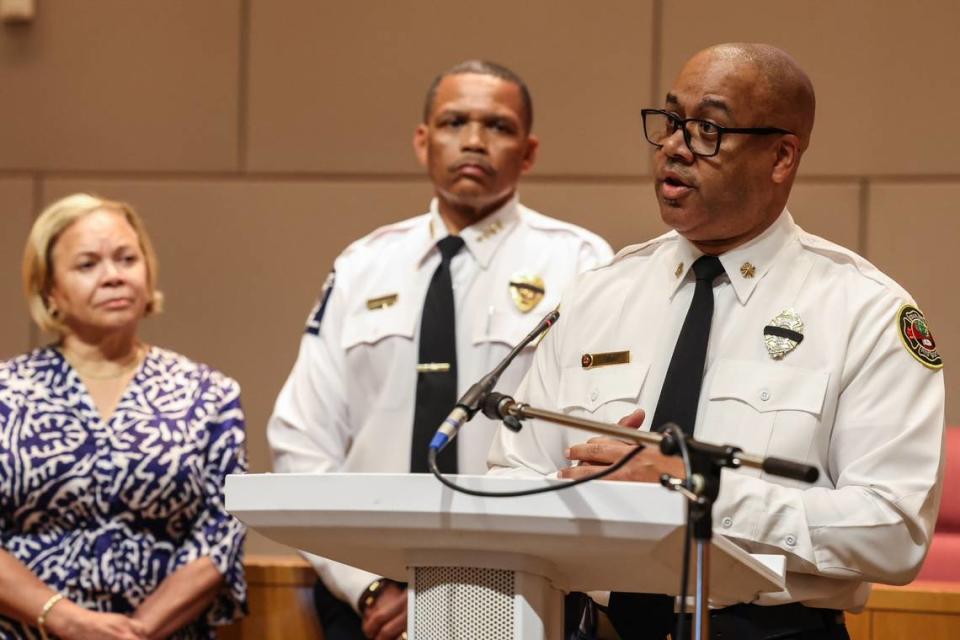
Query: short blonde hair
[[22, 193, 164, 334]]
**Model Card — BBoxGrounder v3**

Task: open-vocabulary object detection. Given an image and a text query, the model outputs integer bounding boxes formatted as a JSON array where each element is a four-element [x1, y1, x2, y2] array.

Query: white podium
[[226, 473, 784, 639]]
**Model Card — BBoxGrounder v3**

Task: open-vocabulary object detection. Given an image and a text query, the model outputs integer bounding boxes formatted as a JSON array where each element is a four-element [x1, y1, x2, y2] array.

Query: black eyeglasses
[[641, 108, 795, 158]]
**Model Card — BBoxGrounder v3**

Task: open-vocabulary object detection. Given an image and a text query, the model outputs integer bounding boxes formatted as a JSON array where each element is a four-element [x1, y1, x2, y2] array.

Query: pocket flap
[[708, 359, 828, 415], [341, 303, 417, 349], [473, 308, 544, 348], [558, 361, 650, 413]]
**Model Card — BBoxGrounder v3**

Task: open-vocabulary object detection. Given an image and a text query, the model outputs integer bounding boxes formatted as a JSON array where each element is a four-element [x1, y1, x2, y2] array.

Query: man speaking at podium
[[268, 60, 611, 640], [489, 43, 945, 639]]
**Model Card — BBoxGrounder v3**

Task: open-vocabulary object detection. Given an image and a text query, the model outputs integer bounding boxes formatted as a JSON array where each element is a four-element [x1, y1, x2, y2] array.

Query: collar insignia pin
[[740, 262, 756, 278], [675, 262, 684, 278], [509, 273, 545, 313], [477, 220, 504, 242], [763, 308, 804, 359]]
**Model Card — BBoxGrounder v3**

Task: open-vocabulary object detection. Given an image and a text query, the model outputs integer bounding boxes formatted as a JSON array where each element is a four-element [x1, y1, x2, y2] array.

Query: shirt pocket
[[702, 359, 829, 472], [472, 308, 551, 396], [340, 302, 417, 411], [340, 302, 416, 350], [473, 307, 543, 348], [558, 361, 651, 415]]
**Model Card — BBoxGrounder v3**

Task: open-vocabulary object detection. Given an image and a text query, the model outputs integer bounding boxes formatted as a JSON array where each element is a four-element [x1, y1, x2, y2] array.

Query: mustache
[[450, 156, 494, 175], [661, 162, 697, 187]]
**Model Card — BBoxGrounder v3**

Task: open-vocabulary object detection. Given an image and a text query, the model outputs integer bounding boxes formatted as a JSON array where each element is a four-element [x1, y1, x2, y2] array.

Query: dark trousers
[[682, 603, 850, 640], [313, 580, 365, 640], [313, 580, 596, 640], [608, 592, 850, 640]]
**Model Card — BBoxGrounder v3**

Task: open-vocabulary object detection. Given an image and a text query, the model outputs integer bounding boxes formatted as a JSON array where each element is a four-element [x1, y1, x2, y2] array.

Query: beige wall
[[1, 1, 957, 555]]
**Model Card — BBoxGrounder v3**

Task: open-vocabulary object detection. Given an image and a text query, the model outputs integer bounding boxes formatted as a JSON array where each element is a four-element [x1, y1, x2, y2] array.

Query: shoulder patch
[[897, 304, 943, 369], [305, 270, 336, 336]]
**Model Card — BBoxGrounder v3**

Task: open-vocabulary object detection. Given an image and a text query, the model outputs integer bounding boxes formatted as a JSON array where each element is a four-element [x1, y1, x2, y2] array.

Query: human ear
[[521, 134, 540, 173], [772, 135, 801, 184], [412, 124, 429, 168]]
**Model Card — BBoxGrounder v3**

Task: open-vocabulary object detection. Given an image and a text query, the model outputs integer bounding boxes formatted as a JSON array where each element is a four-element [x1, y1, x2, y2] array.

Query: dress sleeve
[[172, 376, 248, 626]]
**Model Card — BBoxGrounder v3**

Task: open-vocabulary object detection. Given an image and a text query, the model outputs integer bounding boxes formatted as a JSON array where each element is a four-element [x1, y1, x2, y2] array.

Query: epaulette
[[520, 206, 609, 245], [603, 230, 678, 268], [340, 214, 427, 259], [796, 229, 909, 297]]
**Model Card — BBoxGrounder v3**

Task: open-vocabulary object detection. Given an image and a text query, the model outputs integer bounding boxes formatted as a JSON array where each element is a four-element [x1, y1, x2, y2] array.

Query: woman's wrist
[[130, 606, 157, 640], [37, 593, 64, 639], [42, 597, 89, 638]]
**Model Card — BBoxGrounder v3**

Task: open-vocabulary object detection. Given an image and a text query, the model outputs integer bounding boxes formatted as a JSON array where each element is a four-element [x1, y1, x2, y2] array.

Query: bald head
[[687, 43, 816, 152]]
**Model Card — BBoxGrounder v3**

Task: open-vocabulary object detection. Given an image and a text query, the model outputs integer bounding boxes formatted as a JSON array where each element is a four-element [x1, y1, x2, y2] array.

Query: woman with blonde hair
[[0, 194, 247, 639]]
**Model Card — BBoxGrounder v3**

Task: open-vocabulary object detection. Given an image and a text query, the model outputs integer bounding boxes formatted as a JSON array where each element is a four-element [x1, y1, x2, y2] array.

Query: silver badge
[[764, 308, 804, 360]]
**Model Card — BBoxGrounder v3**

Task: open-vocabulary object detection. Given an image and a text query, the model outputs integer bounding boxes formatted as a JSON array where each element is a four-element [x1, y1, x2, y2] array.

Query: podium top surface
[[227, 473, 783, 600]]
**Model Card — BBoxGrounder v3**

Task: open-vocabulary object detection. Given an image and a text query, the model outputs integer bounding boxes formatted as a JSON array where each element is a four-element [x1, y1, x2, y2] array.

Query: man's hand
[[361, 582, 408, 640], [558, 409, 685, 482]]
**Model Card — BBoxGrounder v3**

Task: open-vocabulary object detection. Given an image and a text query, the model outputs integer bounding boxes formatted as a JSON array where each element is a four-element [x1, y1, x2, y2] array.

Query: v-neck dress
[[0, 346, 247, 639]]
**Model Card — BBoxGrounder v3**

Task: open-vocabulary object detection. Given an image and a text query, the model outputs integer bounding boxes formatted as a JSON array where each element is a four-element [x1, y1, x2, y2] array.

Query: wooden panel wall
[[1, 2, 957, 560]]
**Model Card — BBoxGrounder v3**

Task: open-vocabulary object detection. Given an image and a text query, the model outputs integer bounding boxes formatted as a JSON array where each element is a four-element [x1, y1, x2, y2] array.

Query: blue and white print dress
[[0, 346, 247, 639]]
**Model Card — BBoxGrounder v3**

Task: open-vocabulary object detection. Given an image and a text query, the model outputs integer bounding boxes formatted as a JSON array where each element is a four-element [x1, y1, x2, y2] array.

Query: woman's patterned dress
[[0, 346, 247, 639]]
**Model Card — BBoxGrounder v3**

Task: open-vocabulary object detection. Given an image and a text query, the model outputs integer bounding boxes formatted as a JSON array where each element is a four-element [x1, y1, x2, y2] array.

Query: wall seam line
[[858, 177, 870, 258], [237, 0, 252, 172], [651, 0, 663, 105]]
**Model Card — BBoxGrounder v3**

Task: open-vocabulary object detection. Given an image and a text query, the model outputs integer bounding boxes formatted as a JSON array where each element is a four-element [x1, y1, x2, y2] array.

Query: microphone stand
[[481, 392, 819, 640]]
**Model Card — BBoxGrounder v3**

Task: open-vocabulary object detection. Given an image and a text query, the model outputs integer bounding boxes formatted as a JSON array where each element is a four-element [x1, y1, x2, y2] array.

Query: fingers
[[565, 439, 638, 466], [362, 586, 407, 639], [558, 464, 619, 480], [617, 408, 646, 429], [375, 610, 408, 640]]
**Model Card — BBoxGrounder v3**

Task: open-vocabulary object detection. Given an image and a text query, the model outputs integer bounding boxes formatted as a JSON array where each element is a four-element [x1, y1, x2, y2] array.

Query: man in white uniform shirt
[[488, 44, 945, 639], [268, 60, 612, 640]]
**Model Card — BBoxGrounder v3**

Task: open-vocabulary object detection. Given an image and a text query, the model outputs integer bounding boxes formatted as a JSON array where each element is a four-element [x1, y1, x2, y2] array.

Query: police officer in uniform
[[268, 60, 612, 640], [489, 43, 945, 639]]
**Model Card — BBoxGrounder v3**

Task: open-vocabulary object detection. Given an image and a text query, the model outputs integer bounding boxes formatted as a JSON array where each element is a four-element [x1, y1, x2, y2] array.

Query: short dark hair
[[423, 60, 534, 132]]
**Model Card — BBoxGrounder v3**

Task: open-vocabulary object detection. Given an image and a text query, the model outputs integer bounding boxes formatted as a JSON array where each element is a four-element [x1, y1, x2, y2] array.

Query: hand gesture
[[558, 409, 685, 482]]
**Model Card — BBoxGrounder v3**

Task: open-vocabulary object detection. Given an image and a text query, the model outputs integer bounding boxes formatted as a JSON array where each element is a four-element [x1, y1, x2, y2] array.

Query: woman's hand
[[46, 602, 148, 640]]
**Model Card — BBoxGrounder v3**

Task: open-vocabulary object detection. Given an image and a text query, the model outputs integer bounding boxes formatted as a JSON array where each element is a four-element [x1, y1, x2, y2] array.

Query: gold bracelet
[[37, 593, 65, 640]]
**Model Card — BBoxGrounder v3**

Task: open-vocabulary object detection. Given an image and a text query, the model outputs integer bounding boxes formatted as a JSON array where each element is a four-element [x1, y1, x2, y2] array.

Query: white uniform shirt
[[268, 195, 612, 608], [488, 210, 945, 611]]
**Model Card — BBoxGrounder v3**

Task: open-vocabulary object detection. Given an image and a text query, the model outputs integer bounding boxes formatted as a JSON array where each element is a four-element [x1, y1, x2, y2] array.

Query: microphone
[[428, 309, 559, 454]]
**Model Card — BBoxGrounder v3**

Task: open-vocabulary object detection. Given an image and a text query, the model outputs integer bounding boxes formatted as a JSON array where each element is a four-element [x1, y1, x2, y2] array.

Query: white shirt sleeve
[[712, 292, 945, 585], [266, 270, 381, 611]]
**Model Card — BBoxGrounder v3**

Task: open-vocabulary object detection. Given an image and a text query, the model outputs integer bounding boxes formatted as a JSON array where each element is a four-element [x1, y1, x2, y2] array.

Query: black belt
[[680, 602, 848, 640]]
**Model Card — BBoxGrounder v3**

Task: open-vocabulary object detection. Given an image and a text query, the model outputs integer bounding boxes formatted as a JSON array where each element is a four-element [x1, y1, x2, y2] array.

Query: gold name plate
[[581, 350, 630, 369]]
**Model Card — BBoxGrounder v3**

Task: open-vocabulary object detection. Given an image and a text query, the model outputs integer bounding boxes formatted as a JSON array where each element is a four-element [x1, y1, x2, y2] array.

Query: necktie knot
[[692, 255, 725, 283], [437, 235, 465, 262]]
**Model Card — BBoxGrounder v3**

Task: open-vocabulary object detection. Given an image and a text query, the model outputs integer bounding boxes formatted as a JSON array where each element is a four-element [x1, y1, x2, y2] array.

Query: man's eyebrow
[[665, 93, 679, 105], [699, 97, 732, 116]]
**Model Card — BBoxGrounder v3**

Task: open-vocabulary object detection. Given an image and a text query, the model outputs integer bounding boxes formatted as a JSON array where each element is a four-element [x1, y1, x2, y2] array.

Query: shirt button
[[590, 389, 599, 402], [721, 517, 733, 528], [785, 535, 797, 546], [759, 389, 771, 402]]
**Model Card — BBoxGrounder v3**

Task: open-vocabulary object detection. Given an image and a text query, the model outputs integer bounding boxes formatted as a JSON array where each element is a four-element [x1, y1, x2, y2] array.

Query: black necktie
[[608, 255, 725, 640], [651, 255, 726, 435], [410, 235, 465, 473]]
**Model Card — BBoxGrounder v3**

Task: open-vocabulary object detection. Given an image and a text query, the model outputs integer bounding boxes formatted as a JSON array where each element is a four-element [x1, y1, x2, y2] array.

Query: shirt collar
[[415, 194, 522, 270], [666, 209, 798, 304]]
